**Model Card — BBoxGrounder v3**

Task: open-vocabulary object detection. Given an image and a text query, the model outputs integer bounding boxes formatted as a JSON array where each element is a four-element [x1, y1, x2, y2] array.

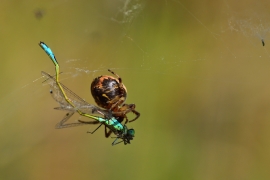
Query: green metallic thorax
[[97, 116, 124, 131]]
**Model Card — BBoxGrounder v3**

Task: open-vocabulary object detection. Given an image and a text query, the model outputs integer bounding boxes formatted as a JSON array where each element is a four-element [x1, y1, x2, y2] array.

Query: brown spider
[[77, 69, 140, 139], [90, 69, 140, 124]]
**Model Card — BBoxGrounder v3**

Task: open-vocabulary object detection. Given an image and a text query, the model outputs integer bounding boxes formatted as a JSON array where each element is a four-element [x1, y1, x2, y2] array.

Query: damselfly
[[40, 42, 135, 145]]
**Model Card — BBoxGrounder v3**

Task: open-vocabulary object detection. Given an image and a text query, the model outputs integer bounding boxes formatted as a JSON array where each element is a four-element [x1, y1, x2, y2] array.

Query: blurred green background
[[1, 0, 270, 179]]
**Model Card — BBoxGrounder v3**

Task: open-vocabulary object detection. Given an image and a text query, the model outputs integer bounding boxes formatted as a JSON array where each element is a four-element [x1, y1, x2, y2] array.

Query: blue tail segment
[[39, 42, 58, 64]]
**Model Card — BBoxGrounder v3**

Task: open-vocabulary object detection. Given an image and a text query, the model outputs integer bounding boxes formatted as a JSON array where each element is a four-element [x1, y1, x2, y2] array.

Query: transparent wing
[[41, 71, 109, 117], [54, 111, 100, 129]]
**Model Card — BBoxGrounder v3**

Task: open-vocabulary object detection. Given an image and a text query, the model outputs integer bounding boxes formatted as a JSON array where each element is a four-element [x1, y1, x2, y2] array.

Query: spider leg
[[123, 104, 140, 123], [107, 69, 128, 114], [107, 69, 126, 106], [118, 115, 128, 125], [128, 109, 140, 123], [112, 104, 140, 123], [108, 96, 125, 111], [112, 109, 140, 123], [117, 116, 127, 124], [108, 69, 122, 83]]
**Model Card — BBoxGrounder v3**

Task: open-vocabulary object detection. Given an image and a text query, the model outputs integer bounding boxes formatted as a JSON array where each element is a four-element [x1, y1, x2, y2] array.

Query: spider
[[90, 69, 140, 125], [78, 69, 140, 138]]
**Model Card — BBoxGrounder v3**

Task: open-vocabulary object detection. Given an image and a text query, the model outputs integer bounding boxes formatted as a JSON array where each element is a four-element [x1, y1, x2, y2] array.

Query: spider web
[[1, 0, 270, 179]]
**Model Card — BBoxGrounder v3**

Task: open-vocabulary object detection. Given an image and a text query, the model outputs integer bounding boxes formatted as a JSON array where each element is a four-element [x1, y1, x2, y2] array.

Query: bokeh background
[[1, 0, 270, 179]]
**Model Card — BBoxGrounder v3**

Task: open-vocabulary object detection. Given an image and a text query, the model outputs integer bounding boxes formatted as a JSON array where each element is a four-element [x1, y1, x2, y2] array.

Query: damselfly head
[[122, 127, 135, 145]]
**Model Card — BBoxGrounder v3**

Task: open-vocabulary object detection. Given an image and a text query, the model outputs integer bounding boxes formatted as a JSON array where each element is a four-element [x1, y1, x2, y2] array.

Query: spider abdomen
[[91, 75, 127, 109]]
